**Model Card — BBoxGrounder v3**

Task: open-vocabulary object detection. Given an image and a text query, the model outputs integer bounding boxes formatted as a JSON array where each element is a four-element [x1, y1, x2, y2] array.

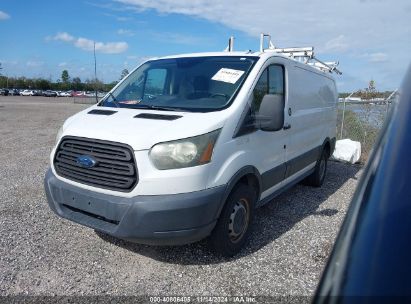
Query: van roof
[[155, 51, 269, 59], [146, 34, 341, 75], [151, 51, 335, 77]]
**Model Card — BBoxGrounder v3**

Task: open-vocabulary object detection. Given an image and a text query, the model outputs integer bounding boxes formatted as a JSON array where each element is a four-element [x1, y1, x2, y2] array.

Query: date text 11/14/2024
[[149, 296, 257, 303]]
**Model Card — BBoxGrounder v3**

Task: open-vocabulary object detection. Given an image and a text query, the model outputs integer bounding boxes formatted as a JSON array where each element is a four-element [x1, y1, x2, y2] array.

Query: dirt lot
[[0, 96, 361, 299]]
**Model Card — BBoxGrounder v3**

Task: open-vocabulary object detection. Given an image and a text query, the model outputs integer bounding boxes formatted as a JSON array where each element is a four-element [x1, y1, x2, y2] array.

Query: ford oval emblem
[[76, 155, 98, 168]]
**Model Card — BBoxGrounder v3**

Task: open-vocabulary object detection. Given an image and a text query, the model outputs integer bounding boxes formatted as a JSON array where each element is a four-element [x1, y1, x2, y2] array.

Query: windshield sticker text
[[211, 68, 245, 84]]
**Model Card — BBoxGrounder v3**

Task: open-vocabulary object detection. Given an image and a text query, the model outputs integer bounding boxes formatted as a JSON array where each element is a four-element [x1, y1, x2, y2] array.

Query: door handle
[[283, 123, 291, 130]]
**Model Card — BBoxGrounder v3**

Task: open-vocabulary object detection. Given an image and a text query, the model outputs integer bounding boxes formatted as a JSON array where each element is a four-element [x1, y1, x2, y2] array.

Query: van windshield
[[99, 56, 258, 112]]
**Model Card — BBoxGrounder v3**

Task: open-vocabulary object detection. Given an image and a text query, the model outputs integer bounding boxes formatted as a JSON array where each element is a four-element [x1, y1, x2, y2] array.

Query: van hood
[[60, 106, 227, 150]]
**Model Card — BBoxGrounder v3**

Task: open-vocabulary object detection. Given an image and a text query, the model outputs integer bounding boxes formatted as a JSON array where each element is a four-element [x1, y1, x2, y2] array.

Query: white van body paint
[[51, 51, 337, 199]]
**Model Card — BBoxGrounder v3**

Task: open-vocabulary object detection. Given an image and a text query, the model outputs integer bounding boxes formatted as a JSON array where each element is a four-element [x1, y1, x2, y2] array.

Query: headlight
[[149, 129, 221, 170], [55, 125, 64, 145]]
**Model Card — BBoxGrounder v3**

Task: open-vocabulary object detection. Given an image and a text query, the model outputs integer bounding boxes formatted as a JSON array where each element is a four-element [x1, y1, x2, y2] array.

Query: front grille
[[54, 136, 138, 192]]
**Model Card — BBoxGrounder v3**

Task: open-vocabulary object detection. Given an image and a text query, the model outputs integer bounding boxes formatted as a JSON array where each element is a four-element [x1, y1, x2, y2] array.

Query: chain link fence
[[73, 96, 100, 104], [336, 101, 392, 162]]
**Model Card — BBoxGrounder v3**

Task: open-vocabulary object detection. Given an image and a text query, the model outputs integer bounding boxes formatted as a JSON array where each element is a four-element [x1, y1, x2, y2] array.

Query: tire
[[209, 183, 256, 257], [304, 148, 328, 187]]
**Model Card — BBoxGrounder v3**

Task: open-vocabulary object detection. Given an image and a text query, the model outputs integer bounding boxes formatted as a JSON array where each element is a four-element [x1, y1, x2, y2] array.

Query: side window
[[251, 69, 268, 112], [269, 65, 284, 95], [251, 65, 284, 113], [144, 69, 167, 97]]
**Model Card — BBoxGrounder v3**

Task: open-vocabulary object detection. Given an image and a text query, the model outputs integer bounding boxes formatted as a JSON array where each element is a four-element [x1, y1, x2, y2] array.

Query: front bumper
[[44, 169, 226, 245]]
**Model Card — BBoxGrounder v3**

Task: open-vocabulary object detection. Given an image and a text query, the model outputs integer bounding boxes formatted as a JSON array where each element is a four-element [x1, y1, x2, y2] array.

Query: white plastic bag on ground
[[332, 139, 361, 164]]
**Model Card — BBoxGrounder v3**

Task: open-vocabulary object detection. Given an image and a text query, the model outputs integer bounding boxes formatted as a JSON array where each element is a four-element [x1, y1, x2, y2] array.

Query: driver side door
[[251, 64, 287, 200]]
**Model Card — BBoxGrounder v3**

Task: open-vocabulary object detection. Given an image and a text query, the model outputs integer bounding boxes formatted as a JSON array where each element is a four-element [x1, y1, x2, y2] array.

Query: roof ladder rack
[[259, 33, 342, 75]]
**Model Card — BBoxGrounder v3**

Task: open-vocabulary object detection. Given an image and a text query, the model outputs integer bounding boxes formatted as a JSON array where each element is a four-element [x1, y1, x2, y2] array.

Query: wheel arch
[[217, 166, 262, 217]]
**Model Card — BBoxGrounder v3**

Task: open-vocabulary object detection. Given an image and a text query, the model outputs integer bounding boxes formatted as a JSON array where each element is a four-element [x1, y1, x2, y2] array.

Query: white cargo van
[[45, 36, 339, 256]]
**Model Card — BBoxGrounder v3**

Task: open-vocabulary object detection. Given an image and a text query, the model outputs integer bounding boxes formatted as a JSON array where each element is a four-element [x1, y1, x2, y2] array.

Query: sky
[[0, 0, 410, 92]]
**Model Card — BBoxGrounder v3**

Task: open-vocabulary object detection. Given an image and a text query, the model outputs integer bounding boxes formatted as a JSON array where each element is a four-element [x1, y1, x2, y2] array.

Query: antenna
[[93, 41, 98, 103]]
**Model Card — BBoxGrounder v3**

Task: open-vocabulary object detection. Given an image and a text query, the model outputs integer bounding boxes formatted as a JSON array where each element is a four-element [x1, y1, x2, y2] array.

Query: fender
[[216, 166, 262, 217]]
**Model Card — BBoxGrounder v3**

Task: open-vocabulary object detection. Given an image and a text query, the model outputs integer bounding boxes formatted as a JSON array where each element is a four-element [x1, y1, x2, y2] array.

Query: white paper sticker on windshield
[[211, 68, 245, 84]]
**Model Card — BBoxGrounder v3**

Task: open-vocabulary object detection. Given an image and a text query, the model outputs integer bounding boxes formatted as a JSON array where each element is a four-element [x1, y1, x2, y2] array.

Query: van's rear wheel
[[209, 184, 256, 257], [304, 148, 328, 187]]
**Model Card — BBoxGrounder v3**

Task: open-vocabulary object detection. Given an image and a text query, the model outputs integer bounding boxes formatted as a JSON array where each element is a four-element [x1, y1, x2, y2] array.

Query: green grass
[[337, 108, 382, 162]]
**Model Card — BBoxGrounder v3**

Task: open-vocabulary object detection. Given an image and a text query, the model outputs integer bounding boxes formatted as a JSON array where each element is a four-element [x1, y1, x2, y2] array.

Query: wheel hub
[[228, 199, 249, 242]]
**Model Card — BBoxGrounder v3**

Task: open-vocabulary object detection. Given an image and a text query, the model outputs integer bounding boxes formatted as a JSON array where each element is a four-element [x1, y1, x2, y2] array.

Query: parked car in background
[[43, 90, 58, 97], [59, 91, 71, 97], [20, 90, 34, 96], [97, 91, 107, 98], [9, 89, 20, 96], [0, 88, 9, 96], [72, 91, 86, 97], [84, 91, 97, 97]]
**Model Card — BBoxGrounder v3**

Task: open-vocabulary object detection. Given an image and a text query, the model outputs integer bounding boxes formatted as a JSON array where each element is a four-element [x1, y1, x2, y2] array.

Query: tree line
[[338, 80, 395, 100], [1, 69, 394, 99], [0, 69, 130, 92]]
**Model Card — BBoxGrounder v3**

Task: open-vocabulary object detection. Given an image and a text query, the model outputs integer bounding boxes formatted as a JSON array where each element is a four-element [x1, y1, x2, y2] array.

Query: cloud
[[58, 62, 68, 67], [114, 0, 410, 52], [366, 52, 388, 63], [102, 13, 132, 22], [74, 37, 128, 53], [113, 0, 411, 91], [0, 10, 10, 20], [52, 32, 75, 42], [26, 61, 44, 68], [150, 31, 210, 45], [323, 35, 349, 53], [48, 32, 128, 54], [0, 59, 18, 66], [117, 29, 136, 36], [116, 16, 132, 21]]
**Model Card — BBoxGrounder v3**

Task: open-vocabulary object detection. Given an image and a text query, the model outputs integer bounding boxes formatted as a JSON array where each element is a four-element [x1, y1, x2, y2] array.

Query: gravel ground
[[0, 96, 362, 299]]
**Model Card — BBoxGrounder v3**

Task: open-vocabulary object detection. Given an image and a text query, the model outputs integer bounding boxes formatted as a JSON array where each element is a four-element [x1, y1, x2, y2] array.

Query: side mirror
[[257, 94, 284, 131]]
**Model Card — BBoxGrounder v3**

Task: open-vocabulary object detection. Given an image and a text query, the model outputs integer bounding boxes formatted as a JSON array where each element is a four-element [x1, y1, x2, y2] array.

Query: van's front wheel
[[209, 184, 256, 257]]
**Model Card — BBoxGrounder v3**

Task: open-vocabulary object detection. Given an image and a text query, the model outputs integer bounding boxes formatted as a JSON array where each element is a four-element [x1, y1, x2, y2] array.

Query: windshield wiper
[[105, 92, 120, 108], [131, 104, 189, 112]]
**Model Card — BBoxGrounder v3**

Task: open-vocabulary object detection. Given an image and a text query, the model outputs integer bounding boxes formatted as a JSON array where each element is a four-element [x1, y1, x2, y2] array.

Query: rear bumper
[[44, 169, 226, 245]]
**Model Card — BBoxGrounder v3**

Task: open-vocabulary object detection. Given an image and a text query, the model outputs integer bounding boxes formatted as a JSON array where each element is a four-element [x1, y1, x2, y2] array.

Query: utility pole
[[94, 41, 98, 103]]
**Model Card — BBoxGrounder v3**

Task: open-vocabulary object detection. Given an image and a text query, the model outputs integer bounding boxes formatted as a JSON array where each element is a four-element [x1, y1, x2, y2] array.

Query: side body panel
[[286, 65, 337, 171], [209, 55, 337, 203]]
